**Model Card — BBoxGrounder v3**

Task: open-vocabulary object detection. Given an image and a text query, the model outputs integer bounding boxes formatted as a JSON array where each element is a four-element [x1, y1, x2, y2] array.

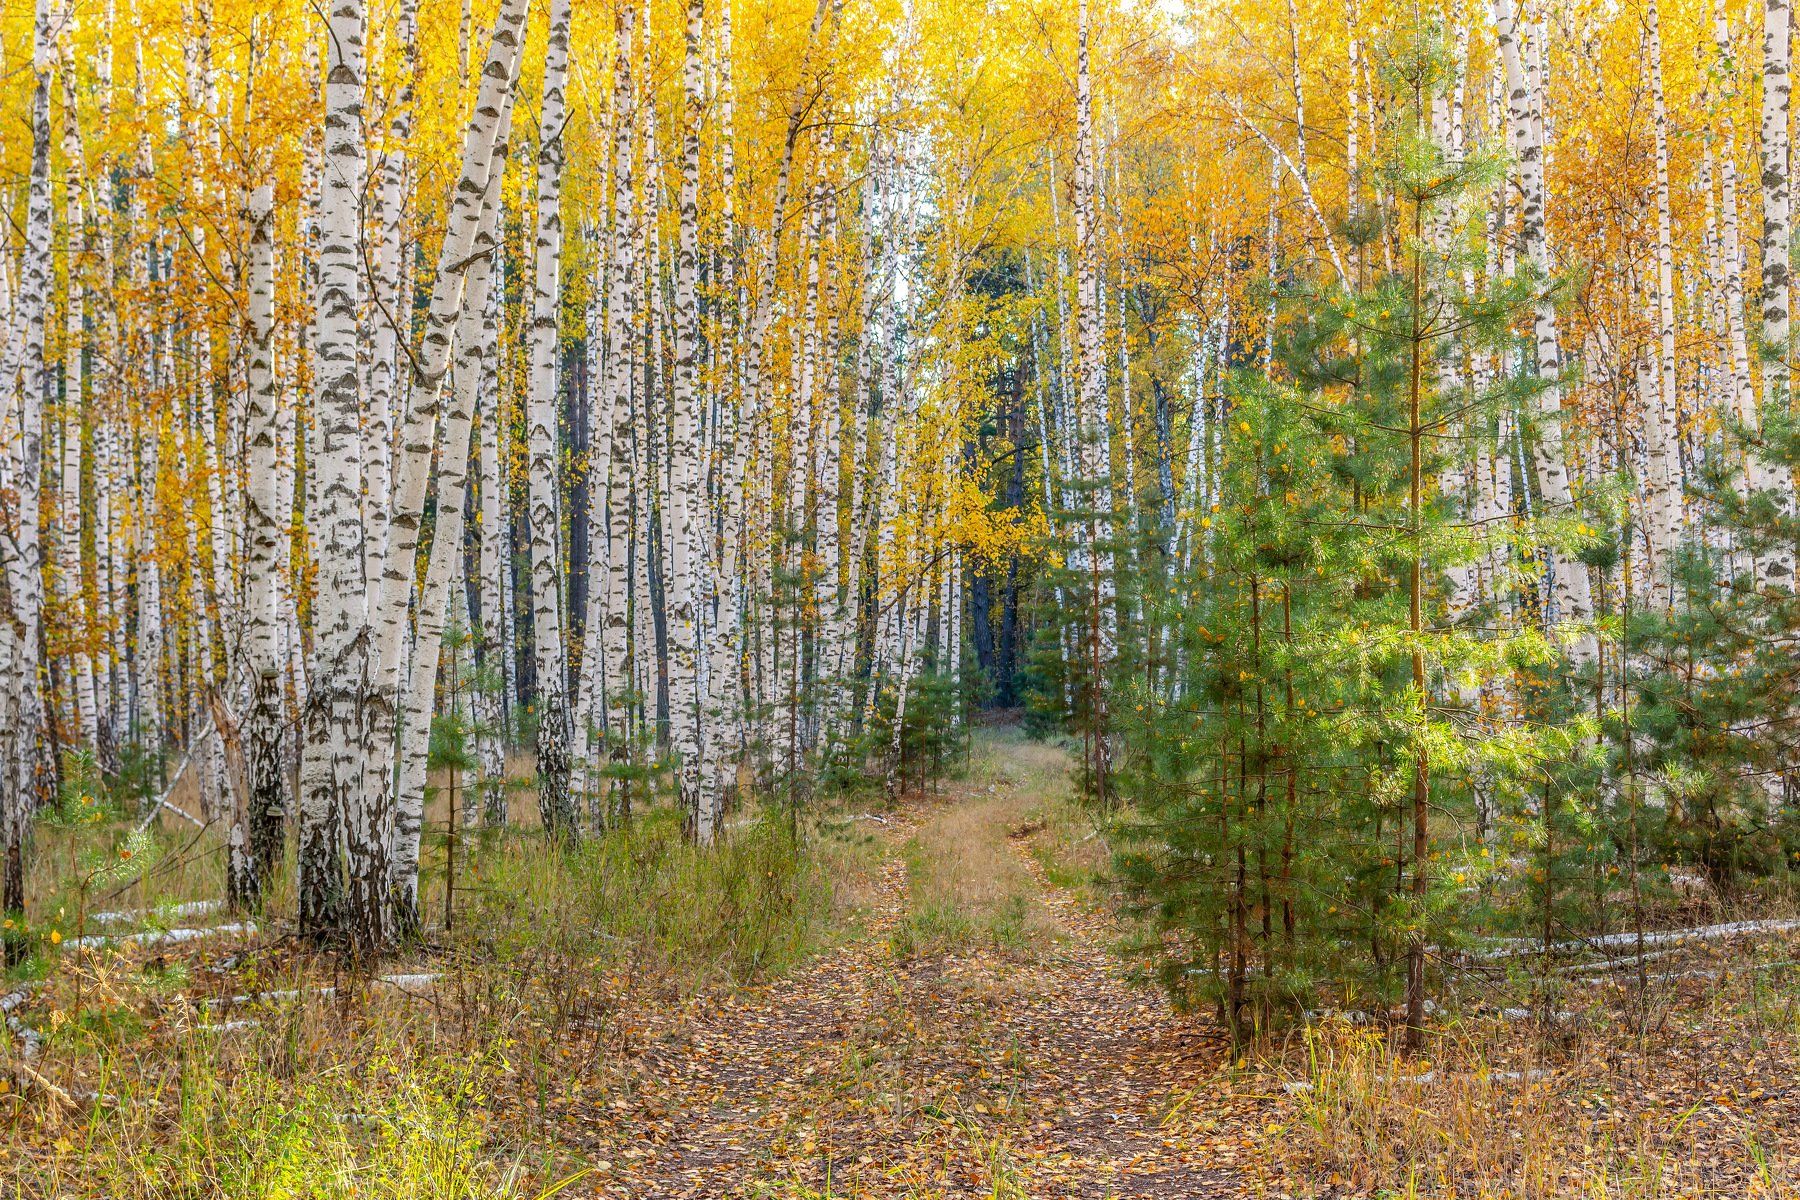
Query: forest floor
[[6, 727, 1800, 1197], [542, 729, 1800, 1199], [554, 731, 1254, 1199]]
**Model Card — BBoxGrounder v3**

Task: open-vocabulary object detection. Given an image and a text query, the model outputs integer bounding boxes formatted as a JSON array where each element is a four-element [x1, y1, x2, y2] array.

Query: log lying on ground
[[201, 973, 441, 1012], [1472, 918, 1800, 960], [1575, 959, 1799, 987], [1, 985, 43, 1060], [71, 922, 256, 950], [89, 899, 222, 926]]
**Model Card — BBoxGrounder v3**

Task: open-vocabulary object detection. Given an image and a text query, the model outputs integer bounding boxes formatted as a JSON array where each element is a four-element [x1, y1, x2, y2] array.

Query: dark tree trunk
[[971, 570, 996, 688], [566, 340, 589, 686]]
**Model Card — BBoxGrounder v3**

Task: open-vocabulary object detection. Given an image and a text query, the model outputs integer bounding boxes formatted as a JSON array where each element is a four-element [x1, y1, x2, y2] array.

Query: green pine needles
[[1111, 21, 1596, 1045]]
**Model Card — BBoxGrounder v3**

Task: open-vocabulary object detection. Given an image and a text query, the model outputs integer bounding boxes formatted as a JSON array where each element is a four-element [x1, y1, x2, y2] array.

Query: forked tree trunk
[[298, 0, 529, 949]]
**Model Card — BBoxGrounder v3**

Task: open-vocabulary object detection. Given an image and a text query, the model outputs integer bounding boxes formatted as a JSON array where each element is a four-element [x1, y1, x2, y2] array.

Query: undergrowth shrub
[[1277, 1023, 1795, 1198], [464, 805, 837, 990], [10, 798, 865, 1196], [22, 1021, 570, 1200]]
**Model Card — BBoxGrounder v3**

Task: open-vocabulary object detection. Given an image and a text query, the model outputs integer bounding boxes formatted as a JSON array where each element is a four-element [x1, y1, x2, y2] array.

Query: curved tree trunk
[[392, 88, 515, 932]]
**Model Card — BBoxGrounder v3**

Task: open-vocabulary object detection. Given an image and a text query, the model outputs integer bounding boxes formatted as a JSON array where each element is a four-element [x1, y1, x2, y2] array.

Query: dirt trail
[[564, 735, 1245, 1199]]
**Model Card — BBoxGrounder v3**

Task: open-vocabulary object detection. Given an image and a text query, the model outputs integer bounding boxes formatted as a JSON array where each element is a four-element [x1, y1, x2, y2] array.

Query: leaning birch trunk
[[1754, 0, 1798, 586], [231, 175, 285, 914], [368, 0, 530, 737], [1493, 0, 1597, 665], [296, 0, 528, 950], [393, 90, 514, 928], [526, 0, 576, 839], [670, 0, 711, 839]]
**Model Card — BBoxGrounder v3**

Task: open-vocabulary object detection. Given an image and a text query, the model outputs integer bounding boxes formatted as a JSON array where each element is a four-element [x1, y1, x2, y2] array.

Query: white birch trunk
[[393, 90, 513, 925], [0, 0, 55, 926], [1755, 0, 1798, 586], [596, 0, 638, 811], [1494, 0, 1597, 664], [58, 51, 97, 753], [706, 0, 746, 799], [476, 255, 509, 825], [526, 0, 576, 838], [363, 0, 419, 626], [1642, 0, 1684, 606], [232, 174, 285, 913], [1716, 0, 1756, 438], [671, 0, 711, 838], [298, 0, 373, 947], [1075, 0, 1116, 778], [129, 13, 162, 751]]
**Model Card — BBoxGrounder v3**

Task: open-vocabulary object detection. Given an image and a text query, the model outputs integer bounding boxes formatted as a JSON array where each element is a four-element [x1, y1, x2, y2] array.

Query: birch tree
[[526, 0, 577, 839], [0, 0, 56, 943], [393, 84, 516, 928], [670, 0, 711, 837], [1074, 0, 1116, 792], [299, 0, 530, 949], [296, 0, 373, 945], [231, 172, 285, 913], [1754, 0, 1798, 587], [1642, 0, 1683, 605], [1493, 0, 1597, 664]]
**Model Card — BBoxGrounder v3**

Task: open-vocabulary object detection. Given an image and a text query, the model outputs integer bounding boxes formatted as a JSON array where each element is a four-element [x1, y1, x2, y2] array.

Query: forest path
[[571, 730, 1246, 1199]]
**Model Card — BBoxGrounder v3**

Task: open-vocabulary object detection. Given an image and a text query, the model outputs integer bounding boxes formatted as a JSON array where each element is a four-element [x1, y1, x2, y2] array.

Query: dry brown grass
[[1, 786, 882, 1198], [959, 732, 1800, 1198], [891, 734, 1064, 957], [1269, 1002, 1799, 1199]]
